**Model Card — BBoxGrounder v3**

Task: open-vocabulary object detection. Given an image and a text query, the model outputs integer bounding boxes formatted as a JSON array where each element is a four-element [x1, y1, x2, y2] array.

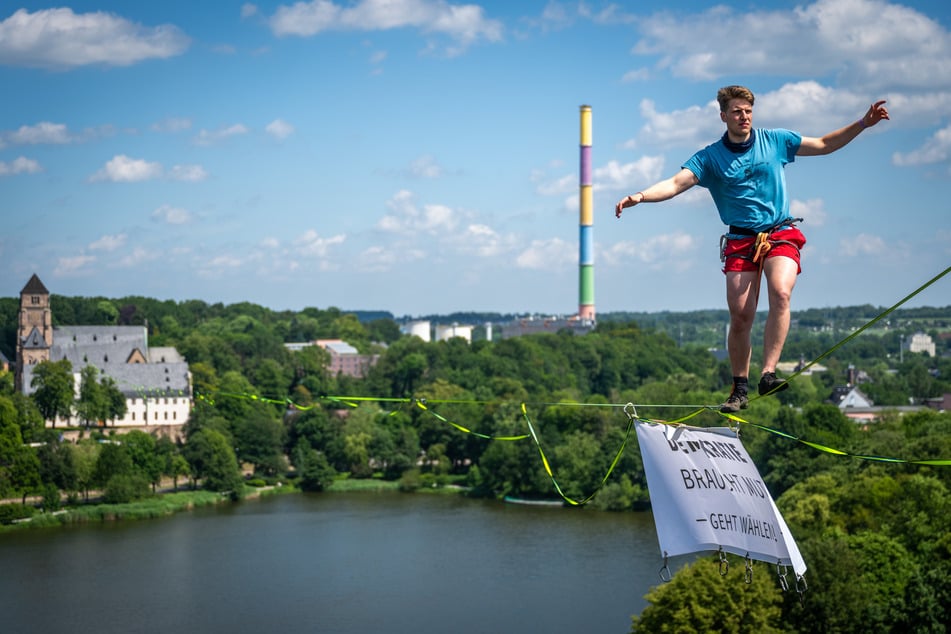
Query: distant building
[[905, 332, 936, 357], [777, 356, 827, 377], [498, 315, 594, 339], [924, 393, 951, 412], [401, 320, 432, 342], [828, 385, 923, 423], [830, 385, 874, 409], [15, 274, 192, 432], [0, 349, 9, 374], [315, 339, 379, 378], [435, 323, 473, 343]]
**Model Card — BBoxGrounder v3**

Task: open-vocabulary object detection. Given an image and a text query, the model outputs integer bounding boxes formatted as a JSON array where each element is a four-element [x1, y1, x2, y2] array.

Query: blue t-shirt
[[682, 128, 801, 232]]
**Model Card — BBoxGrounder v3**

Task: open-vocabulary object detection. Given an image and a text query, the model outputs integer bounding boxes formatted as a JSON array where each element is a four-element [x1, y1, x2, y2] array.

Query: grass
[[329, 477, 400, 492], [1, 489, 232, 532], [0, 474, 465, 533]]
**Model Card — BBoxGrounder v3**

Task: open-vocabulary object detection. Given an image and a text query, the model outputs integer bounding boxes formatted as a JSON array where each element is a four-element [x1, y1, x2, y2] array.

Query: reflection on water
[[1, 492, 669, 634]]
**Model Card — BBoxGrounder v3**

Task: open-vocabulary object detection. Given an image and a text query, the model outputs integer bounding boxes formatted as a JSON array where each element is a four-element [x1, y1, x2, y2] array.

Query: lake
[[0, 492, 674, 633]]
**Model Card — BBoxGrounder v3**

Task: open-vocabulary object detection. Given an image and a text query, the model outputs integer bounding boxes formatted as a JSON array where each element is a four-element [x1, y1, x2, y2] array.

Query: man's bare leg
[[721, 270, 759, 411], [725, 270, 759, 378], [761, 256, 798, 373]]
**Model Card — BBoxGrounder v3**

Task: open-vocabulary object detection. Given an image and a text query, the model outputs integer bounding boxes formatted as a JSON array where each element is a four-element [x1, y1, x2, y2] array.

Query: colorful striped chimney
[[578, 105, 595, 321]]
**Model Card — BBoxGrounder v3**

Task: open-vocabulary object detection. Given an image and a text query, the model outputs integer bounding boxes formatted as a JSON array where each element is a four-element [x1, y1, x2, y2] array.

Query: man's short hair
[[717, 85, 755, 112]]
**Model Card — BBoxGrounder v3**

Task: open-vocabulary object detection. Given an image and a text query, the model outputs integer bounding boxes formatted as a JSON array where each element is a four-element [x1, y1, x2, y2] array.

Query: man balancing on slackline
[[615, 85, 889, 413]]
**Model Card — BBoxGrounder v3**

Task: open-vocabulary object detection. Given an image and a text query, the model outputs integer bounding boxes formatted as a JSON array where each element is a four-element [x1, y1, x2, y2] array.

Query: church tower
[[15, 273, 53, 392]]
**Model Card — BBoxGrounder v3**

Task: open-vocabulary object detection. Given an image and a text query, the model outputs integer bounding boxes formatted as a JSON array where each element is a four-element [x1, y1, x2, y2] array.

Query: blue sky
[[2, 0, 949, 318]]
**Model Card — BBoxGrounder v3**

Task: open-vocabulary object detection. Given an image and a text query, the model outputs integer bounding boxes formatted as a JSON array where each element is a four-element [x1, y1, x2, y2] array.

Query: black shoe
[[720, 389, 748, 413], [758, 372, 789, 396]]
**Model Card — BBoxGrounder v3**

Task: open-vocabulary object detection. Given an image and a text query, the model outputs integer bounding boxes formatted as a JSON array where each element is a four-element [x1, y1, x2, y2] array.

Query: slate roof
[[21, 273, 49, 295], [20, 327, 49, 350], [21, 325, 190, 397]]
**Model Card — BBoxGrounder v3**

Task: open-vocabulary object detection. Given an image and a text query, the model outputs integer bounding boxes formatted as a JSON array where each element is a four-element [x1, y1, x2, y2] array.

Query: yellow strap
[[752, 231, 772, 263]]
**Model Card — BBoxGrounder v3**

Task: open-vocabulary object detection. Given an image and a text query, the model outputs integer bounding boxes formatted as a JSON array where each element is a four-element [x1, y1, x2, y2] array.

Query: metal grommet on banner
[[796, 574, 808, 606], [776, 562, 789, 592], [658, 551, 671, 583]]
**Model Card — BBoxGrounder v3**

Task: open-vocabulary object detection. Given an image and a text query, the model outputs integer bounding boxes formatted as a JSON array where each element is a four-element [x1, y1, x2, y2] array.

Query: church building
[[15, 274, 192, 432]]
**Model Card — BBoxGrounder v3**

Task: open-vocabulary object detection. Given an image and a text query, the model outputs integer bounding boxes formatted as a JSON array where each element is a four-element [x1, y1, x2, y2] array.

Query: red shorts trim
[[722, 227, 806, 274]]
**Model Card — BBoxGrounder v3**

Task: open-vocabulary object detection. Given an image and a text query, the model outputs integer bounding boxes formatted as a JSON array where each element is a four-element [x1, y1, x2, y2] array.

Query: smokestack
[[578, 105, 595, 321]]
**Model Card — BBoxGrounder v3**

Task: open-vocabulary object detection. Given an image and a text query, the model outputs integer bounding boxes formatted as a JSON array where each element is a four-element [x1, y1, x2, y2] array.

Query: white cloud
[[893, 124, 951, 166], [839, 232, 887, 257], [637, 99, 720, 147], [268, 0, 503, 54], [168, 164, 208, 182], [357, 244, 426, 272], [377, 190, 459, 235], [0, 157, 42, 176], [151, 117, 192, 133], [194, 124, 249, 146], [535, 172, 575, 197], [152, 205, 193, 225], [119, 247, 160, 267], [631, 0, 951, 91], [450, 223, 517, 257], [266, 118, 295, 140], [7, 122, 73, 144], [602, 232, 698, 272], [89, 234, 127, 251], [89, 155, 206, 182], [515, 237, 574, 270], [594, 157, 666, 192], [407, 154, 443, 178], [90, 155, 163, 182], [54, 254, 96, 275], [790, 198, 827, 228], [206, 255, 245, 270], [0, 7, 190, 69], [621, 67, 650, 83], [293, 229, 346, 257], [242, 4, 259, 19]]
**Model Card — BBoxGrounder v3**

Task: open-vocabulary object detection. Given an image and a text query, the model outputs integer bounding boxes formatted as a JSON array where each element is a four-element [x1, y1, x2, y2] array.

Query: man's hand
[[615, 193, 644, 218], [861, 100, 889, 128]]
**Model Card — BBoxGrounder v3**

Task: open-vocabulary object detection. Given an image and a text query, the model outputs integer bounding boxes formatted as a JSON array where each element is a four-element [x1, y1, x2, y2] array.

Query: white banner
[[636, 421, 806, 577]]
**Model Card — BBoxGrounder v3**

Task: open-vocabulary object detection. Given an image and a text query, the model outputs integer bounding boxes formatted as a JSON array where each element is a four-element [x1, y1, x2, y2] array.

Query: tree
[[36, 439, 76, 498], [93, 442, 134, 491], [0, 396, 24, 498], [102, 473, 151, 503], [75, 365, 106, 427], [183, 428, 243, 493], [169, 454, 191, 491], [296, 446, 336, 492], [70, 439, 100, 501], [122, 430, 163, 491], [233, 411, 285, 476], [100, 376, 127, 425], [0, 396, 41, 502], [11, 392, 45, 444], [31, 359, 75, 426], [632, 556, 784, 633]]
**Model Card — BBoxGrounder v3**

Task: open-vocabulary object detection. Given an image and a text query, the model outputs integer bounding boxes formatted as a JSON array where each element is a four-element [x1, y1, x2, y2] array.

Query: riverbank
[[0, 484, 297, 533], [0, 477, 473, 533]]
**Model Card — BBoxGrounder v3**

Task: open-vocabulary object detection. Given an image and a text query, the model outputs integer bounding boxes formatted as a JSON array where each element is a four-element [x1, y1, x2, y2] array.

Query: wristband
[[858, 119, 867, 129]]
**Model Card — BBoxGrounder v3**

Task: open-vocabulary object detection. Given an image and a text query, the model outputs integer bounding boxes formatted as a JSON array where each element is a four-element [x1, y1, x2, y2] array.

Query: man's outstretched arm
[[615, 168, 699, 218], [797, 100, 890, 156]]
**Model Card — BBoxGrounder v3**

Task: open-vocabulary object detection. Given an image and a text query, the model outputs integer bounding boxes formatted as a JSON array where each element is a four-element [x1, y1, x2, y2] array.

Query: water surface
[[1, 492, 669, 633]]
